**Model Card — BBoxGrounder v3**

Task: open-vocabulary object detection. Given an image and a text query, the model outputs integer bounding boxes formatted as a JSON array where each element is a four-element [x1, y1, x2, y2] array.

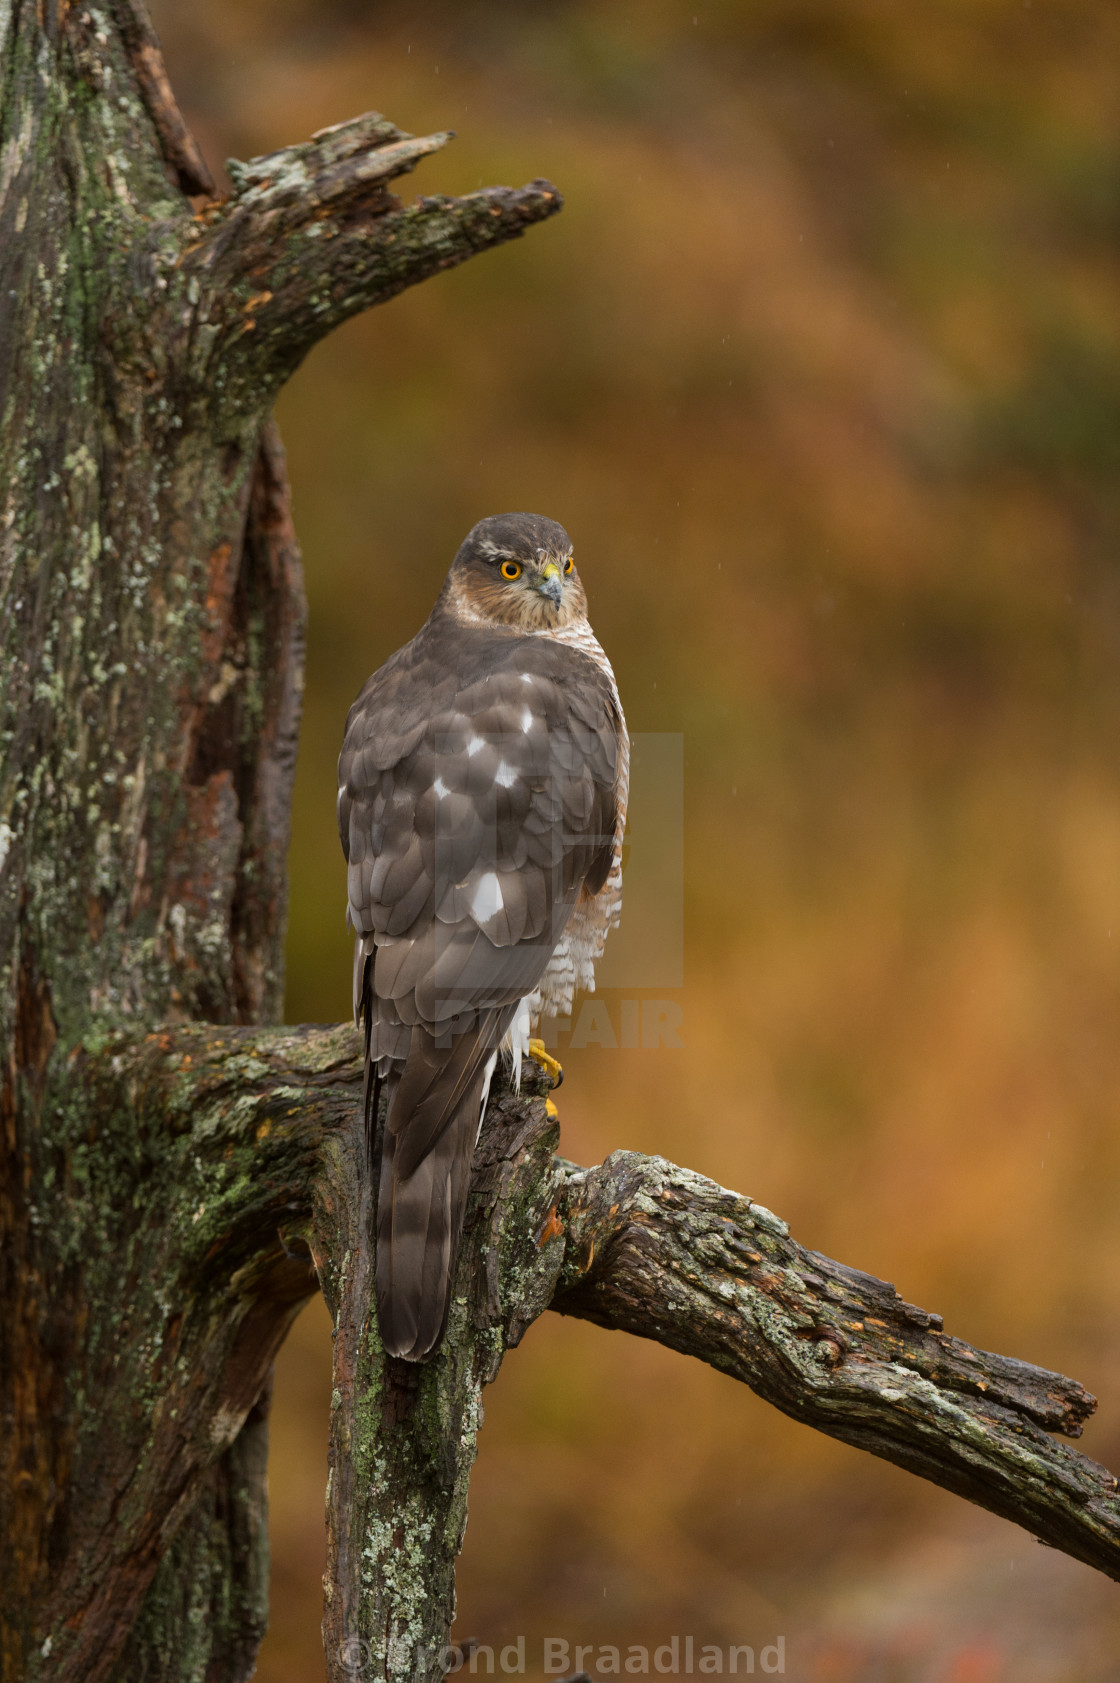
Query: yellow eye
[[564, 557, 574, 574], [500, 560, 522, 580]]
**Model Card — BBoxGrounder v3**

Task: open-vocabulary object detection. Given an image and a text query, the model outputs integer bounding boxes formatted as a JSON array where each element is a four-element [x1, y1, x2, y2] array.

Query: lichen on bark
[[0, 4, 560, 1676], [14, 1015, 1120, 1683]]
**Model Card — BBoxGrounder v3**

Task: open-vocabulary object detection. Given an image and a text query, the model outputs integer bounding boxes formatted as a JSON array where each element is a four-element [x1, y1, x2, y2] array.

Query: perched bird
[[338, 513, 628, 1361]]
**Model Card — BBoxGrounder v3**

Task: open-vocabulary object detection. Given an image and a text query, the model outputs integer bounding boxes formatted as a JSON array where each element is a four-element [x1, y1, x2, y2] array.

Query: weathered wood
[[554, 1153, 1120, 1580], [184, 113, 562, 406], [11, 1023, 332, 1682], [0, 3, 560, 1676], [310, 1055, 564, 1683], [0, 3, 561, 1043], [36, 1019, 1120, 1683], [116, 0, 215, 195], [3, 1017, 562, 1683]]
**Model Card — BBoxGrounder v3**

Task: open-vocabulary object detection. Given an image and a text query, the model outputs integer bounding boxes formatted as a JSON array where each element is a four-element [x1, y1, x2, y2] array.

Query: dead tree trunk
[[2, 8, 1119, 1683], [0, 6, 558, 1678]]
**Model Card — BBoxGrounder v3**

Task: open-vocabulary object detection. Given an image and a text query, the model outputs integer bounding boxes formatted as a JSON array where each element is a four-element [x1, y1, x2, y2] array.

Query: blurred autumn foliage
[[151, 4, 1120, 1677]]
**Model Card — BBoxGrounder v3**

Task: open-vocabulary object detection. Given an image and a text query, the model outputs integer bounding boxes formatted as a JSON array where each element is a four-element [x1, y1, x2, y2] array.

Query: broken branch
[[56, 1023, 1120, 1678], [554, 1151, 1120, 1580], [179, 112, 562, 401]]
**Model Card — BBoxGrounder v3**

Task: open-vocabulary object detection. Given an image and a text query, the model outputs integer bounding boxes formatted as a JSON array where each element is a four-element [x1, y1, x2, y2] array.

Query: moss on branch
[[2, 21, 562, 1666], [180, 110, 563, 405], [33, 1022, 1120, 1682], [555, 1151, 1120, 1581]]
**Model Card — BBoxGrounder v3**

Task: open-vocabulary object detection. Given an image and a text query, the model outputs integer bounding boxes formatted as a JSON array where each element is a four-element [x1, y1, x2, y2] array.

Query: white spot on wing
[[520, 706, 533, 732], [467, 735, 485, 757], [433, 776, 450, 798], [494, 760, 518, 788], [471, 871, 503, 921]]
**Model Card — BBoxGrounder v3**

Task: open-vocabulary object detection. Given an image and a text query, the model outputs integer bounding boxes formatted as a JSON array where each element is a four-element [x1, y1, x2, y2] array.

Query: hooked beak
[[536, 560, 563, 609]]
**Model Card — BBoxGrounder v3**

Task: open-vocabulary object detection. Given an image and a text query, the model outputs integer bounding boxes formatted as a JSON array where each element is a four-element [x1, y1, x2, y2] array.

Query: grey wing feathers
[[340, 628, 620, 1044]]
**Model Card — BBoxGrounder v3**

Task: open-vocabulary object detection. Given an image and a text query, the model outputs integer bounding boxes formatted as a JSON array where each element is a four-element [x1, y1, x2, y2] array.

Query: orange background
[[152, 5, 1120, 1678]]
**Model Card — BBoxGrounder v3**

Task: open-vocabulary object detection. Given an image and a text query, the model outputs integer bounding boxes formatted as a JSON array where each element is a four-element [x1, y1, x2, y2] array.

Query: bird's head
[[443, 512, 587, 632]]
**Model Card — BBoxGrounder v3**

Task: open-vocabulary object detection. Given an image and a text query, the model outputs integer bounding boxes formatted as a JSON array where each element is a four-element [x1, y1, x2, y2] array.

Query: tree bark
[[24, 1020, 1120, 1683], [0, 4, 558, 1678], [2, 7, 1119, 1683]]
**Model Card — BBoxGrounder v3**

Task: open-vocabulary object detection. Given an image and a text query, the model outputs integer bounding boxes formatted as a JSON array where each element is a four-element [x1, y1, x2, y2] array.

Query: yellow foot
[[545, 1097, 560, 1120], [527, 1038, 564, 1090]]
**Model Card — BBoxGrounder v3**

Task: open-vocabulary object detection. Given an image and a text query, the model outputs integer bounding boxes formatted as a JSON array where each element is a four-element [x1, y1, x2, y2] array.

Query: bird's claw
[[527, 1037, 564, 1090]]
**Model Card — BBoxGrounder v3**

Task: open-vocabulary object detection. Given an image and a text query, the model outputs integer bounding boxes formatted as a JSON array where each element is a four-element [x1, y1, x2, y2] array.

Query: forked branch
[[179, 112, 562, 400], [72, 1022, 1120, 1683], [554, 1153, 1120, 1580]]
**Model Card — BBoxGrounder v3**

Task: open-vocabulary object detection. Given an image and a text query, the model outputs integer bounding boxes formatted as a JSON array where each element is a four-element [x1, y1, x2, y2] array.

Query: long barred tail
[[356, 933, 510, 1361], [374, 1077, 483, 1361]]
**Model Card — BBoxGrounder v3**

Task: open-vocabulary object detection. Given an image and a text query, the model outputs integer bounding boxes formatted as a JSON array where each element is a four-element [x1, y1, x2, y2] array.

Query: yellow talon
[[545, 1097, 559, 1119], [527, 1038, 563, 1089]]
